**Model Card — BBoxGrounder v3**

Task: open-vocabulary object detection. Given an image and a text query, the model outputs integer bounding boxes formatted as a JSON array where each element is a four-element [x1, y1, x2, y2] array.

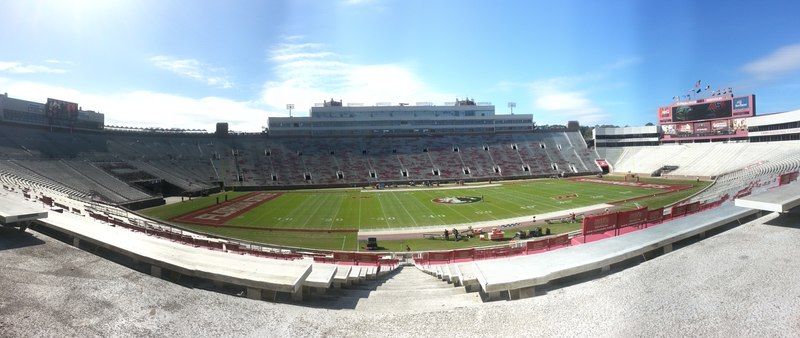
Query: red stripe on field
[[171, 192, 283, 226]]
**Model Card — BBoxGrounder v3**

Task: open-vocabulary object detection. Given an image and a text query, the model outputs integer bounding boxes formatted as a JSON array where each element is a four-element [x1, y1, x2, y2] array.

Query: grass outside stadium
[[140, 175, 711, 251]]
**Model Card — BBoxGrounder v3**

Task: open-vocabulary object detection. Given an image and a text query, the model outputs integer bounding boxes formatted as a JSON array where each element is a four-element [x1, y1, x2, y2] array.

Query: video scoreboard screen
[[45, 98, 79, 120], [658, 94, 754, 141], [658, 94, 755, 124], [671, 100, 731, 122]]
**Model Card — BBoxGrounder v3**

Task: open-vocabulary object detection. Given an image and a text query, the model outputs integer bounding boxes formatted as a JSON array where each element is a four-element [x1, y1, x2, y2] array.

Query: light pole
[[286, 104, 295, 118], [508, 102, 516, 115]]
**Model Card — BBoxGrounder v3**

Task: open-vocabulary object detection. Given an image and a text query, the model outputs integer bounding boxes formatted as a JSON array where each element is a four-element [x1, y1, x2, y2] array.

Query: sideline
[[357, 203, 613, 240], [361, 183, 501, 193]]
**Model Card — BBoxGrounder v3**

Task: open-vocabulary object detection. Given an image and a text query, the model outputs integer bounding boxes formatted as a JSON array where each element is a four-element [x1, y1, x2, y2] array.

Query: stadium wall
[[118, 196, 166, 210]]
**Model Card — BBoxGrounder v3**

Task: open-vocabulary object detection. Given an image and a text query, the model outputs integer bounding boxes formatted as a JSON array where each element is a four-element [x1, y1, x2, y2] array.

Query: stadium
[[2, 87, 800, 333], [3, 1, 800, 335]]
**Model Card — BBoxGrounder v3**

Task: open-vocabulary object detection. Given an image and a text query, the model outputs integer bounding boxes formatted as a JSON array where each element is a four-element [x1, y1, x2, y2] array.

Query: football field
[[145, 178, 665, 230]]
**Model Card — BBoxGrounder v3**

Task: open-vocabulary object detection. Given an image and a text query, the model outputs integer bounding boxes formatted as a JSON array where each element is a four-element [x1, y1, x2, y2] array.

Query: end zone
[[171, 192, 282, 226]]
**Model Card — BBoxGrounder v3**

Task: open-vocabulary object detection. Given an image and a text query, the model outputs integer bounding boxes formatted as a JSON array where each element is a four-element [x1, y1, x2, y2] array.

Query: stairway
[[306, 266, 481, 312]]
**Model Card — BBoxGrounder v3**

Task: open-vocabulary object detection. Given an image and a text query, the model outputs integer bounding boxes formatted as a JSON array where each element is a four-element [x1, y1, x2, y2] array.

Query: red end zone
[[171, 192, 283, 226], [571, 178, 690, 191], [571, 177, 695, 204]]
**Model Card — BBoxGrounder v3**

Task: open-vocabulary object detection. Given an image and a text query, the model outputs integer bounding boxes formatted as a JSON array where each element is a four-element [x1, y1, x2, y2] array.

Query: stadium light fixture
[[286, 104, 295, 118], [508, 102, 516, 114]]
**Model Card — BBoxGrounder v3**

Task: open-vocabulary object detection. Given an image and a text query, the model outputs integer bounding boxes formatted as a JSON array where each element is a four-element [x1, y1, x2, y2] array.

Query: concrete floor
[[1, 211, 799, 337]]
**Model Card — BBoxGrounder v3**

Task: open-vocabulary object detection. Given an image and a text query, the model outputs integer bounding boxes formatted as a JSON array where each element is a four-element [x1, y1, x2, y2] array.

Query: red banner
[[333, 252, 356, 264], [40, 195, 53, 206], [616, 207, 648, 227], [428, 251, 454, 263], [526, 238, 549, 252], [548, 234, 570, 248], [734, 186, 752, 198], [779, 171, 799, 186], [647, 207, 664, 223], [672, 204, 687, 217], [582, 212, 618, 236], [686, 201, 700, 214], [355, 253, 379, 265], [452, 248, 474, 261]]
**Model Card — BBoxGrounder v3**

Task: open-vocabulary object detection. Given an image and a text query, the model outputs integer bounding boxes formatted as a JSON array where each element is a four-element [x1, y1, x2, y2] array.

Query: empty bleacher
[[610, 141, 800, 178], [0, 124, 601, 199]]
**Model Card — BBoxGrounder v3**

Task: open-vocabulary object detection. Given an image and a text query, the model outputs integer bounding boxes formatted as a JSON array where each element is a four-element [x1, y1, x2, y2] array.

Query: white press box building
[[267, 98, 533, 136]]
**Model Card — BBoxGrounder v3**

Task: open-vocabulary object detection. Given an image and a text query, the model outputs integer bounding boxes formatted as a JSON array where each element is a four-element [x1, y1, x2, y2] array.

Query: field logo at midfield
[[172, 192, 282, 226], [553, 193, 578, 200], [432, 196, 482, 204]]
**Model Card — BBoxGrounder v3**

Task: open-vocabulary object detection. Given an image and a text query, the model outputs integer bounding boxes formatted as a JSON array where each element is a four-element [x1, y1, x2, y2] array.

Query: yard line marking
[[464, 188, 525, 217], [298, 193, 332, 228], [249, 192, 297, 225], [398, 190, 447, 227], [416, 190, 474, 225], [278, 192, 319, 225], [328, 193, 345, 230], [357, 193, 363, 228], [388, 190, 420, 227], [375, 193, 391, 228], [268, 196, 297, 225]]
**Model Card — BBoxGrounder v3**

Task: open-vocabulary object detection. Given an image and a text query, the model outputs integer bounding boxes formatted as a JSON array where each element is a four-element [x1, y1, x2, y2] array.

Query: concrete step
[[306, 265, 480, 311], [353, 292, 481, 312], [366, 287, 468, 297], [323, 285, 467, 299], [374, 282, 456, 291]]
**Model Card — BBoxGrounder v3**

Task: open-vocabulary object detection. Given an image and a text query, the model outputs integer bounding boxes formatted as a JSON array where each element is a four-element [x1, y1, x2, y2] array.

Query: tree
[[579, 126, 593, 140], [645, 122, 654, 126]]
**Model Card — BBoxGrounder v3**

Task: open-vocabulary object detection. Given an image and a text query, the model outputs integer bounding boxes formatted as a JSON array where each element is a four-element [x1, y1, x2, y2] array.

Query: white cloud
[[530, 83, 605, 124], [525, 72, 611, 125], [261, 39, 455, 114], [494, 57, 640, 125], [149, 55, 234, 89], [742, 43, 800, 79], [0, 61, 68, 74], [0, 78, 270, 132]]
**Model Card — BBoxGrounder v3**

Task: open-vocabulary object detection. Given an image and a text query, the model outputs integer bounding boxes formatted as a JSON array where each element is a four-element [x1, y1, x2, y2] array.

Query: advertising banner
[[582, 212, 618, 236], [452, 248, 475, 261], [617, 207, 648, 227], [694, 122, 711, 133], [672, 204, 687, 217], [647, 207, 664, 223]]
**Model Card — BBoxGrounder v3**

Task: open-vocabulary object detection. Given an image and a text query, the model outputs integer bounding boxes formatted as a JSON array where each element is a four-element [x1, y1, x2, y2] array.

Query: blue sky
[[1, 0, 799, 131]]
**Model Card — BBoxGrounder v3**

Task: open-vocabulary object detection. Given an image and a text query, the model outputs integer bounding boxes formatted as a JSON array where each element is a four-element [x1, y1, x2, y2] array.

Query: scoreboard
[[658, 94, 755, 141], [659, 95, 755, 124], [45, 98, 79, 120]]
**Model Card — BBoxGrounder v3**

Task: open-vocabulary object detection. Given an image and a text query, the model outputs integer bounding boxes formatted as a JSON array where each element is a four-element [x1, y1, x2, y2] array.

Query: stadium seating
[[609, 141, 800, 177], [8, 120, 798, 207], [0, 124, 600, 203], [689, 152, 800, 204]]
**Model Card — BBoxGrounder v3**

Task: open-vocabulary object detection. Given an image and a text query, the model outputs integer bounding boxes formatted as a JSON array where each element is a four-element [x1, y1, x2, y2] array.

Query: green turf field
[[146, 179, 657, 230], [139, 177, 710, 251]]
